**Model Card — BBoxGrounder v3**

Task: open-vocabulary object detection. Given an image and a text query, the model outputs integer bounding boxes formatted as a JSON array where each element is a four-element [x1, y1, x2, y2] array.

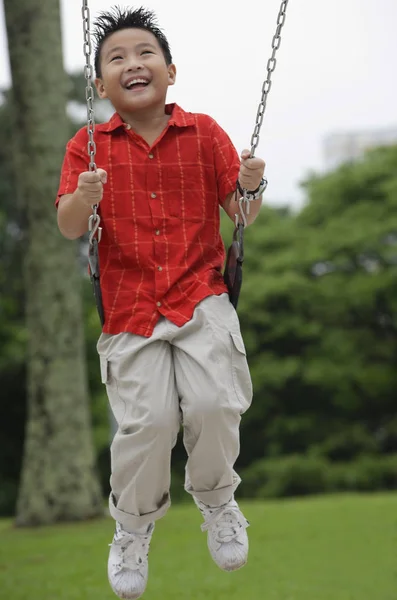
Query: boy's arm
[[223, 148, 266, 226], [223, 191, 263, 227], [58, 188, 96, 240], [210, 120, 266, 227], [56, 134, 107, 239], [57, 169, 107, 240]]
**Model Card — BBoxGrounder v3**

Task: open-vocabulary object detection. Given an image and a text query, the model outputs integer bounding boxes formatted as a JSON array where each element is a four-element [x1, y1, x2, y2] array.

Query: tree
[[4, 0, 103, 525]]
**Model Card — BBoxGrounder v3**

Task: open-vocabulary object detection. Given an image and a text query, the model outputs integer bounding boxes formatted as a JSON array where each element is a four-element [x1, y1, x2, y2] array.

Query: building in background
[[323, 126, 397, 170]]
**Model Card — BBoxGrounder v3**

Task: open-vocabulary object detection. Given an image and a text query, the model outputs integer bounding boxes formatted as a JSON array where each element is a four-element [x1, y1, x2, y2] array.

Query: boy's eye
[[110, 56, 123, 62], [141, 50, 153, 55]]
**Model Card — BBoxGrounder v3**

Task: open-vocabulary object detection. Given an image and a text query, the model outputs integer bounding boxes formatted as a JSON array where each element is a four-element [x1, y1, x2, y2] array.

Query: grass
[[0, 493, 396, 600]]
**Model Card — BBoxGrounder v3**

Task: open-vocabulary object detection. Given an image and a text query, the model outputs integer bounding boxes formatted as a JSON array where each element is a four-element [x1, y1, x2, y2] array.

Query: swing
[[81, 0, 289, 324]]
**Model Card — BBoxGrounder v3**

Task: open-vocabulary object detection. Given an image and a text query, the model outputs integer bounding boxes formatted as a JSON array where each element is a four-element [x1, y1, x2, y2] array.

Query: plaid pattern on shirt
[[57, 104, 240, 336]]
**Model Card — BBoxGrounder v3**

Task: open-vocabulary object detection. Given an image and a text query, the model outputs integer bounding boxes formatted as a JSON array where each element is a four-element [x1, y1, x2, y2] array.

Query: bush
[[240, 455, 330, 499], [310, 424, 379, 461], [327, 454, 397, 492], [239, 454, 397, 499]]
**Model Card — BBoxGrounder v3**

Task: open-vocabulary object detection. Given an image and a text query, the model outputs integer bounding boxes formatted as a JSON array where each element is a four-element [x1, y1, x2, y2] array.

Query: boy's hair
[[93, 6, 173, 78]]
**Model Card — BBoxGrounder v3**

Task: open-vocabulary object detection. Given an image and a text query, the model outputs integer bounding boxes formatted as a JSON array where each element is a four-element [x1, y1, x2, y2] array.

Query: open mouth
[[124, 78, 150, 91]]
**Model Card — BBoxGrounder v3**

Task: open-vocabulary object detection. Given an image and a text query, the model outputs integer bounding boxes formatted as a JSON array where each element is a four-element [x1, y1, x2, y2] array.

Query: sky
[[0, 0, 396, 208]]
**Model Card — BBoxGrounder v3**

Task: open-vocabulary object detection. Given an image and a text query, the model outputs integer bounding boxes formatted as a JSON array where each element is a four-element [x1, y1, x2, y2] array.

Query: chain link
[[250, 0, 289, 157], [237, 0, 289, 226], [82, 0, 101, 236], [82, 1, 96, 172]]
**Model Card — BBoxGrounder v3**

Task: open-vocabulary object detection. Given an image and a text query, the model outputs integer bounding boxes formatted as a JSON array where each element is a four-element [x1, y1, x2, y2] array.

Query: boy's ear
[[168, 64, 177, 86], [95, 78, 108, 99]]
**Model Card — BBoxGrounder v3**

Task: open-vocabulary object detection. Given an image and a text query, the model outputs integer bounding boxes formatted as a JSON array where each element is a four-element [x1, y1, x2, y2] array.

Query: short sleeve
[[56, 131, 89, 206], [210, 119, 240, 205]]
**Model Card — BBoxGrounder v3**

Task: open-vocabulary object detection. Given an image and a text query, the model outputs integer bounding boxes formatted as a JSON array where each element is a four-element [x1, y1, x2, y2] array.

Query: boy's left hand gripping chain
[[88, 212, 105, 326]]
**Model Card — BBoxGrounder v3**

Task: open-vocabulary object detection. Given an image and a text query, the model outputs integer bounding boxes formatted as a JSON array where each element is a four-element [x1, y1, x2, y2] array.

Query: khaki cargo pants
[[97, 293, 253, 531]]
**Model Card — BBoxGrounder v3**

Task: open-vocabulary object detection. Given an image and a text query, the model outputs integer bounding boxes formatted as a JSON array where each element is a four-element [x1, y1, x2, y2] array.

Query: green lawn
[[0, 493, 396, 600]]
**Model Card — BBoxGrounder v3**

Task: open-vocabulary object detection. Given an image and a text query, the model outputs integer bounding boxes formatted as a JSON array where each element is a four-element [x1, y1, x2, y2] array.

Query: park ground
[[0, 493, 396, 600]]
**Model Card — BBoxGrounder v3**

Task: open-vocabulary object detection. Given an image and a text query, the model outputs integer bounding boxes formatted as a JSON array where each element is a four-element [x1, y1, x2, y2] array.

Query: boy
[[57, 7, 266, 599]]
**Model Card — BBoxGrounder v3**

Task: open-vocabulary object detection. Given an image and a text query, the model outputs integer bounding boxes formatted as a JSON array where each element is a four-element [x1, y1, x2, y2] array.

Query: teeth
[[126, 78, 149, 89]]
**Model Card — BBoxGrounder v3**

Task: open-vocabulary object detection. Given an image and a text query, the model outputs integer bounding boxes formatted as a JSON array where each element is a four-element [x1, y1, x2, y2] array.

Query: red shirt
[[57, 103, 240, 337]]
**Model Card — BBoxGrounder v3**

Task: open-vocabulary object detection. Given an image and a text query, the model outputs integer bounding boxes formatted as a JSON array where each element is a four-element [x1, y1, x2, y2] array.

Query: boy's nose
[[125, 60, 143, 72]]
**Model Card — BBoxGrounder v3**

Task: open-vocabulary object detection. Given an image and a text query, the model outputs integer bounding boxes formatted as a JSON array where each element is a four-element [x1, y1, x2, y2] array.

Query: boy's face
[[95, 28, 176, 115]]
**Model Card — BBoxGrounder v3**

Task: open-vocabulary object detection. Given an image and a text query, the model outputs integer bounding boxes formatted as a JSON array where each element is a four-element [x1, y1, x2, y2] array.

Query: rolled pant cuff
[[109, 492, 171, 530], [185, 475, 241, 507]]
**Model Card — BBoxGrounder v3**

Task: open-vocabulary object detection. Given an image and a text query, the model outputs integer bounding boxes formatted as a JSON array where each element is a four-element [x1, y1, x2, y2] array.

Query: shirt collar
[[96, 103, 195, 133]]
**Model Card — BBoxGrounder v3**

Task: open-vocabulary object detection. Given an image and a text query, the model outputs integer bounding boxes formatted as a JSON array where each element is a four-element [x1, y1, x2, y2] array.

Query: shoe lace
[[111, 524, 151, 575], [200, 505, 249, 544]]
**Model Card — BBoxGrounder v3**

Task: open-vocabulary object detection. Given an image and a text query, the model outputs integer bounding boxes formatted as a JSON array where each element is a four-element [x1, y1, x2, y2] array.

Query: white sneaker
[[195, 496, 249, 572], [108, 521, 154, 599]]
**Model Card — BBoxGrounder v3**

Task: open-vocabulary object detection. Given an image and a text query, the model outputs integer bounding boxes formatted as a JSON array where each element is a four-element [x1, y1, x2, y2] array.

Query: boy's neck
[[120, 105, 170, 146]]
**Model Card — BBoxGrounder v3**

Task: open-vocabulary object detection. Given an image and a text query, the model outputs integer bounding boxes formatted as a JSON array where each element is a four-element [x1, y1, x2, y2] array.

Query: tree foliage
[[236, 144, 397, 469]]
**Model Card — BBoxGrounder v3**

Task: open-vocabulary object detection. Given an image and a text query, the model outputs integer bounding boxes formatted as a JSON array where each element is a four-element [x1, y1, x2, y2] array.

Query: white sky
[[0, 0, 396, 207]]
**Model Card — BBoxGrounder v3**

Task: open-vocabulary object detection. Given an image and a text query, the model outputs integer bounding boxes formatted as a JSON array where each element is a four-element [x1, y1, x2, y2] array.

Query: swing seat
[[224, 224, 244, 309]]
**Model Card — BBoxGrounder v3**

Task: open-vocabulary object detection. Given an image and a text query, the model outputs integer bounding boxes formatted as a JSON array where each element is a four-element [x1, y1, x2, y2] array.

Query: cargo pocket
[[230, 331, 253, 414], [100, 355, 111, 384], [99, 355, 126, 426]]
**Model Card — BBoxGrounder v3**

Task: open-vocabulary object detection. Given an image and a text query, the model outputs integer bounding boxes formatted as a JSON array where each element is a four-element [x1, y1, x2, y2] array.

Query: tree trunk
[[4, 0, 103, 526]]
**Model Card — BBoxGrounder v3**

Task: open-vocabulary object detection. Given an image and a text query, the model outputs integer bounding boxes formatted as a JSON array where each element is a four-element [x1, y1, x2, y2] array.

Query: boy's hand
[[238, 150, 266, 192], [77, 169, 108, 206]]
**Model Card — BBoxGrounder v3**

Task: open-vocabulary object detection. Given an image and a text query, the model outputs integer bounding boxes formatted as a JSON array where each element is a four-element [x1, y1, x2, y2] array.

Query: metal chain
[[237, 0, 289, 227], [82, 0, 101, 239], [250, 0, 289, 157]]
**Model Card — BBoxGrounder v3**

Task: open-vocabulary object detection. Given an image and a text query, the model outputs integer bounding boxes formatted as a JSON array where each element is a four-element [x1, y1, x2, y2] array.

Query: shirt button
[[157, 266, 163, 271], [148, 153, 154, 159], [125, 124, 131, 130], [155, 230, 160, 236], [151, 192, 157, 199], [156, 301, 162, 307]]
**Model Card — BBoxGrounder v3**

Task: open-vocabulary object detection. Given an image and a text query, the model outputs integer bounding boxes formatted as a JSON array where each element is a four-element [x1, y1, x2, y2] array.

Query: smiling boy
[[57, 7, 266, 600]]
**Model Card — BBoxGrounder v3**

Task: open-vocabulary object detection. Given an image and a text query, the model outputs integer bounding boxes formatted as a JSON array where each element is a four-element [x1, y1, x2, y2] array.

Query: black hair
[[93, 6, 173, 78]]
